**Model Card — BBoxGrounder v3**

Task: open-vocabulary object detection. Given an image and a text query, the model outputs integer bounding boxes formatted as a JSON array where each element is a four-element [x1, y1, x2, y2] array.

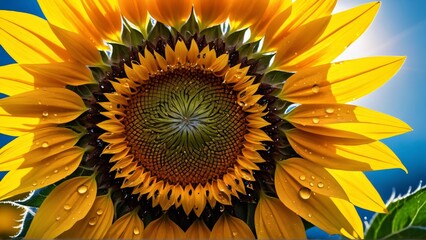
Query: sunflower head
[[0, 0, 411, 239]]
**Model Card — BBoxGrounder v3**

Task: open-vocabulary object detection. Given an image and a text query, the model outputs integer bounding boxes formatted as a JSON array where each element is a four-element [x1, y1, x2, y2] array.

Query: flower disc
[[124, 66, 247, 185]]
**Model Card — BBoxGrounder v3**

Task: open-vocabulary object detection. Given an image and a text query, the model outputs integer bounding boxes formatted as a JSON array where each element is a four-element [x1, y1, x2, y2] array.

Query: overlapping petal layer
[[26, 176, 97, 238], [0, 0, 411, 239]]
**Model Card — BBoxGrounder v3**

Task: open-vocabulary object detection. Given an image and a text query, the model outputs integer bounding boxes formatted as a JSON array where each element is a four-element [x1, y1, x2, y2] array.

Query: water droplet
[[88, 217, 97, 226], [32, 182, 37, 186], [308, 213, 312, 218], [96, 209, 103, 215], [325, 107, 335, 114], [232, 231, 238, 237], [311, 176, 316, 180], [133, 227, 140, 235], [219, 205, 225, 212], [56, 216, 61, 221], [42, 111, 49, 117], [363, 216, 367, 220], [299, 175, 306, 181], [53, 169, 58, 174], [312, 118, 320, 124], [41, 142, 49, 148], [77, 185, 88, 194], [317, 182, 324, 188], [64, 166, 69, 171], [298, 187, 312, 200], [309, 182, 314, 187], [311, 85, 320, 93]]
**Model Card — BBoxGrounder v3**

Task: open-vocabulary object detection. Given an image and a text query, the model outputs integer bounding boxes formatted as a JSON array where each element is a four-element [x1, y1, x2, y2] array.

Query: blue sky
[[0, 0, 425, 238]]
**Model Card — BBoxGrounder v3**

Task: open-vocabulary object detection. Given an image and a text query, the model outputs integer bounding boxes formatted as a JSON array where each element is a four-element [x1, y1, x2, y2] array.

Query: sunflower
[[0, 0, 411, 239]]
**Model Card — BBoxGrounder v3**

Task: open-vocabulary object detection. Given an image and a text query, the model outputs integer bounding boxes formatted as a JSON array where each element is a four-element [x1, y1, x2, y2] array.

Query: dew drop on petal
[[133, 227, 140, 235], [53, 169, 58, 174], [309, 182, 314, 187], [42, 111, 49, 117], [325, 107, 335, 114], [312, 118, 320, 124], [56, 216, 61, 221], [317, 182, 324, 188], [77, 185, 88, 194], [88, 217, 97, 226], [32, 182, 37, 186], [308, 213, 312, 218], [299, 175, 306, 181], [298, 187, 312, 200], [41, 142, 49, 148], [232, 231, 238, 237], [311, 85, 320, 93], [64, 204, 72, 211], [96, 209, 103, 215]]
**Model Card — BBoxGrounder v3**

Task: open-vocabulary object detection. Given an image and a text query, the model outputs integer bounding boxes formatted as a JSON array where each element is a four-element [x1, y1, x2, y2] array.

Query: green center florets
[[124, 66, 247, 185]]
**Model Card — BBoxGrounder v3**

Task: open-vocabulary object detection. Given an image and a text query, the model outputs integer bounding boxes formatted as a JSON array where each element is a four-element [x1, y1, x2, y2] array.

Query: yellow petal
[[26, 176, 97, 238], [118, 0, 149, 36], [50, 24, 102, 65], [263, 0, 337, 51], [0, 202, 26, 237], [210, 213, 255, 239], [280, 57, 406, 103], [194, 0, 230, 30], [0, 10, 68, 63], [24, 62, 96, 86], [193, 184, 207, 217], [146, 0, 192, 30], [275, 162, 363, 238], [0, 62, 95, 97], [175, 40, 189, 64], [285, 0, 337, 33], [0, 147, 84, 200], [0, 88, 87, 136], [328, 169, 387, 213], [60, 195, 114, 239], [0, 64, 35, 96], [186, 219, 211, 239], [0, 127, 81, 170], [105, 210, 144, 239], [273, 2, 380, 71], [228, 0, 269, 32], [97, 120, 125, 134], [279, 158, 348, 200], [82, 0, 122, 43], [284, 104, 412, 140], [285, 128, 407, 172], [255, 193, 306, 239], [250, 0, 291, 41], [37, 0, 107, 50], [144, 214, 185, 239]]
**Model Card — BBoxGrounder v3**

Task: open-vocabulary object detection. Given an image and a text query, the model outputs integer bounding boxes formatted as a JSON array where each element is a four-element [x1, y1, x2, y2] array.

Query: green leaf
[[200, 25, 222, 42], [238, 40, 260, 59], [261, 70, 294, 89], [225, 29, 247, 48], [180, 10, 199, 39], [110, 43, 131, 64], [365, 185, 426, 239], [148, 22, 173, 43], [121, 22, 144, 47]]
